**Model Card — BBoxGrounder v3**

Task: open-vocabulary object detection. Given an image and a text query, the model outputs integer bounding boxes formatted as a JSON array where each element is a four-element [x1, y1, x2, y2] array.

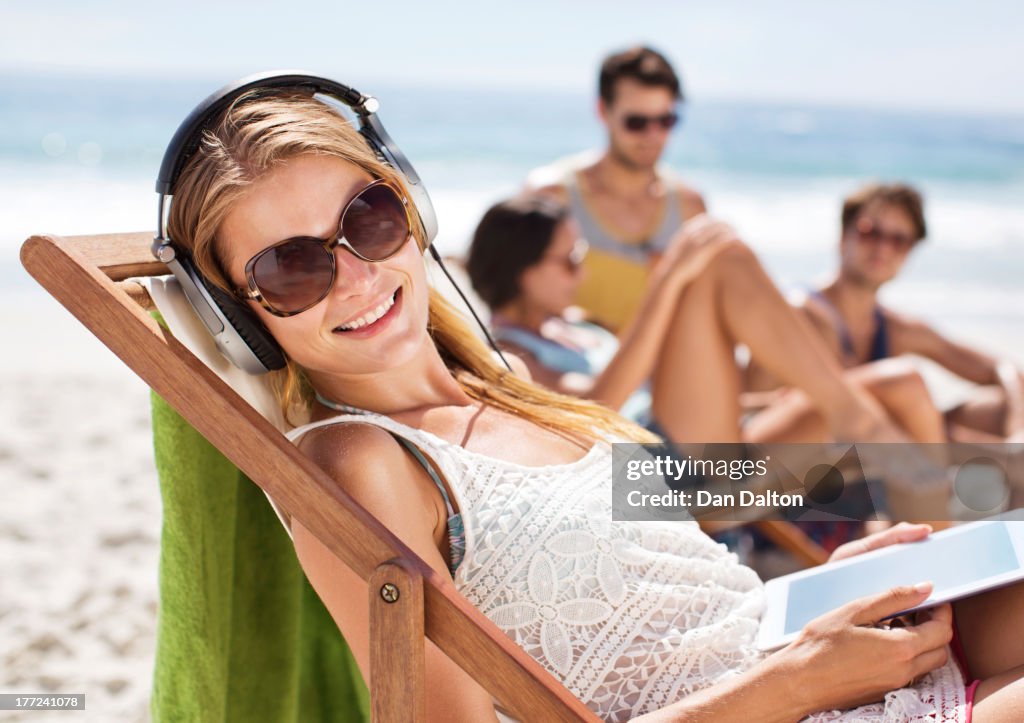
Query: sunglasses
[[854, 218, 917, 253], [622, 112, 680, 133], [237, 179, 412, 317], [543, 238, 589, 273]]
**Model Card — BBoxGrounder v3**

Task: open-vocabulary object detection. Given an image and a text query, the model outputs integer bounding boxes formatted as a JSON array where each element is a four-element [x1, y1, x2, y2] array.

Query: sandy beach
[[1, 292, 160, 722]]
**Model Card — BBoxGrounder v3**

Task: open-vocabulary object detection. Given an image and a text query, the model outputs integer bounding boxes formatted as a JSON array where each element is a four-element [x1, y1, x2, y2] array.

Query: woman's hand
[[651, 214, 739, 293], [772, 582, 953, 715], [828, 521, 932, 563]]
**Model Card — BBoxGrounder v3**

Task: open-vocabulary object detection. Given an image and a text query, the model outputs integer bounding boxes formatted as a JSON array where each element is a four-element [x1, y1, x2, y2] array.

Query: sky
[[3, 0, 1023, 115]]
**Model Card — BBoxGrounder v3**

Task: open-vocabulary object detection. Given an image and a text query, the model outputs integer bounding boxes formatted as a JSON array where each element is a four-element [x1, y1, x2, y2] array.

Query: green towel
[[149, 391, 370, 722]]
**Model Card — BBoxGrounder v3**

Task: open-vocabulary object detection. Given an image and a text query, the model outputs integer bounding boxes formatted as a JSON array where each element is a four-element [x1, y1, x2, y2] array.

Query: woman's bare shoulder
[[298, 420, 401, 469], [296, 422, 434, 513]]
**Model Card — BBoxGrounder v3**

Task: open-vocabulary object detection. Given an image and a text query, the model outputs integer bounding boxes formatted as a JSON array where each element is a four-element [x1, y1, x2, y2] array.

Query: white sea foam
[[1, 164, 153, 250], [6, 168, 1022, 345]]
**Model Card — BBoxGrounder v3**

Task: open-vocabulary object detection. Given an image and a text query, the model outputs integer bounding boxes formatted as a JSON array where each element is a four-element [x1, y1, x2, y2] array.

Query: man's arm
[[742, 299, 845, 396], [891, 313, 1002, 385], [676, 183, 707, 219]]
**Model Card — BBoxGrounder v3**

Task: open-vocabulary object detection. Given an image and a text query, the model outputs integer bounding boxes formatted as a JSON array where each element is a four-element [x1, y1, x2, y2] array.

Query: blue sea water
[[3, 72, 1023, 339]]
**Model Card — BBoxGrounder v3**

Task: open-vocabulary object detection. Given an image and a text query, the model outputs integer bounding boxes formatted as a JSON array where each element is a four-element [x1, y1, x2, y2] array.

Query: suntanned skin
[[215, 153, 1024, 720], [533, 78, 706, 262], [746, 199, 1024, 444]]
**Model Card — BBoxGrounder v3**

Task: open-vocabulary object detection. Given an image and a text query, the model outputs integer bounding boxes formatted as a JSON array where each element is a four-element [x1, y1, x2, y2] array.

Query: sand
[[1, 292, 160, 722]]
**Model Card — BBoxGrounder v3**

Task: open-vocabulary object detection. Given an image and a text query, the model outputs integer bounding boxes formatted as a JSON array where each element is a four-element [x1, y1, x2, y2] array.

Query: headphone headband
[[156, 69, 436, 244], [156, 71, 367, 195]]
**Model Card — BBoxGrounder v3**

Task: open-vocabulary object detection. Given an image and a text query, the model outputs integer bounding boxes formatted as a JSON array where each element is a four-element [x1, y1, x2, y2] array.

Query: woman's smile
[[331, 286, 403, 337]]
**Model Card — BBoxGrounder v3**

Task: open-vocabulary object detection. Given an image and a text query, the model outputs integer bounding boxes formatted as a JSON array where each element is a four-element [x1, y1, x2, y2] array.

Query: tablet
[[757, 520, 1024, 651]]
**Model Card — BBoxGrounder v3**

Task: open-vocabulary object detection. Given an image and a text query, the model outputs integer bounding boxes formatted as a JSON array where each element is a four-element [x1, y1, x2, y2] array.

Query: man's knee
[[703, 236, 759, 277]]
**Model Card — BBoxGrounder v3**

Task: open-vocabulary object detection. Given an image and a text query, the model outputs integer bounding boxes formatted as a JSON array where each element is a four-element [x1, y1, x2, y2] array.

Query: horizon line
[[3, 64, 1024, 122]]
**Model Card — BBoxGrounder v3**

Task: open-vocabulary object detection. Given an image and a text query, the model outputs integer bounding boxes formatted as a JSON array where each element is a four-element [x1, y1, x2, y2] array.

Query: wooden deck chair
[[20, 230, 827, 722], [22, 230, 603, 722]]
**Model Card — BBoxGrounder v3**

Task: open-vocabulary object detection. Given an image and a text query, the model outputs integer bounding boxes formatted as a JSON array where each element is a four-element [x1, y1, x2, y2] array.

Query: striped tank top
[[567, 171, 684, 332]]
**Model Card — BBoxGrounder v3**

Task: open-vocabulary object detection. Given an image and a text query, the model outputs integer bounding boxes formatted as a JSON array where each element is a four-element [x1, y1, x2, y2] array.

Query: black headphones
[[152, 70, 441, 374]]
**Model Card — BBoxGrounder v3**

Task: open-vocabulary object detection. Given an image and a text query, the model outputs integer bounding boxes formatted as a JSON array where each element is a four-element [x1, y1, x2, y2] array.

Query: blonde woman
[[165, 82, 1024, 722]]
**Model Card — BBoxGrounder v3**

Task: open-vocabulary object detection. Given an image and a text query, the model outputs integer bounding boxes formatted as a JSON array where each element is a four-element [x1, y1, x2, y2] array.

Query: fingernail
[[913, 582, 933, 594]]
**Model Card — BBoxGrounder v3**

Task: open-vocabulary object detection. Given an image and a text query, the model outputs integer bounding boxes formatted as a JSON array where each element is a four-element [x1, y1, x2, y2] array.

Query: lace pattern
[[289, 413, 968, 722], [805, 658, 967, 722]]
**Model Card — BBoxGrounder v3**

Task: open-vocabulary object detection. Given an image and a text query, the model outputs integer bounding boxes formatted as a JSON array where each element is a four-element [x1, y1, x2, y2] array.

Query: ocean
[[3, 72, 1023, 352]]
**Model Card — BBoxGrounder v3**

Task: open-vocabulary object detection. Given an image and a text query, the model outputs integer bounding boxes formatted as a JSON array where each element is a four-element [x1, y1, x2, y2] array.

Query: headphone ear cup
[[167, 248, 287, 374], [201, 280, 288, 372]]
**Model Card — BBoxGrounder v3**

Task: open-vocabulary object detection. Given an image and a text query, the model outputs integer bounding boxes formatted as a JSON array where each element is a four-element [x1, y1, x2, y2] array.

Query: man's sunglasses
[[622, 112, 680, 133], [853, 217, 917, 253], [237, 179, 412, 317]]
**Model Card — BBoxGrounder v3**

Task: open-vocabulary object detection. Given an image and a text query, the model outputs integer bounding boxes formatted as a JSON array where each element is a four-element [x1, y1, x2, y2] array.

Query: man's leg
[[649, 241, 744, 442], [744, 359, 947, 444], [651, 240, 899, 443]]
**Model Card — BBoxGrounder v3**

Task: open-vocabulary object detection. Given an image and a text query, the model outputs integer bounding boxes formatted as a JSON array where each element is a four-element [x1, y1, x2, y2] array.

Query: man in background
[[529, 45, 705, 331]]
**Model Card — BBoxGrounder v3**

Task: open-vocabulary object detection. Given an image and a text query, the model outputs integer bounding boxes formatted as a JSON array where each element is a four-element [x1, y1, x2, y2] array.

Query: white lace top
[[288, 413, 969, 723]]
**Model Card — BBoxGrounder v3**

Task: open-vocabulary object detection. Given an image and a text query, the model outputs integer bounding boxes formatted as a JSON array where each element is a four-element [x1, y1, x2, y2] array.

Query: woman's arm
[[893, 316, 1024, 435], [996, 360, 1024, 438], [632, 583, 950, 722], [498, 339, 598, 397], [293, 423, 501, 723]]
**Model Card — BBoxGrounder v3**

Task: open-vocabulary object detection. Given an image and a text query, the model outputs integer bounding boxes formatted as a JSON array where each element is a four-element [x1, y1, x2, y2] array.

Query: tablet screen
[[785, 523, 1018, 635]]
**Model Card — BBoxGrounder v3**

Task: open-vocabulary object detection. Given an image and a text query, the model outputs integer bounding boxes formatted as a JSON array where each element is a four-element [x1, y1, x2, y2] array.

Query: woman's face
[[518, 218, 586, 315], [219, 154, 431, 378]]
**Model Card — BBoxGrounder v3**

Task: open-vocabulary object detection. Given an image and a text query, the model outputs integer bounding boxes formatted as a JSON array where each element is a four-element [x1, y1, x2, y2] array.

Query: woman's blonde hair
[[168, 89, 658, 444]]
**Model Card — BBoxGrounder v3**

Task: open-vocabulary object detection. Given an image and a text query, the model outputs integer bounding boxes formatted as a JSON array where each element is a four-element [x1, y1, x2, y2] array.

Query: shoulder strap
[[389, 434, 456, 519], [808, 290, 856, 360], [647, 177, 685, 252], [869, 307, 890, 361], [287, 414, 464, 573], [386, 431, 465, 575]]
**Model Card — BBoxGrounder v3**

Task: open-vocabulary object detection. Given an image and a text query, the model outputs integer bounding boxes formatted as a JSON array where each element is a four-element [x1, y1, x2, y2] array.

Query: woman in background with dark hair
[[467, 195, 720, 429]]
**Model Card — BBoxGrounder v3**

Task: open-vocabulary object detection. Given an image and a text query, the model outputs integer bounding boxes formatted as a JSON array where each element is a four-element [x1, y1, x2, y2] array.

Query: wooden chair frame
[[21, 231, 827, 721], [22, 231, 600, 722]]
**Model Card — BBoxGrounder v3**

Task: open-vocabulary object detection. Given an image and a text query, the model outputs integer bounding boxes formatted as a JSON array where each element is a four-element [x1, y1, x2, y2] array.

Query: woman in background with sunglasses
[[168, 89, 1024, 722], [466, 195, 727, 432]]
